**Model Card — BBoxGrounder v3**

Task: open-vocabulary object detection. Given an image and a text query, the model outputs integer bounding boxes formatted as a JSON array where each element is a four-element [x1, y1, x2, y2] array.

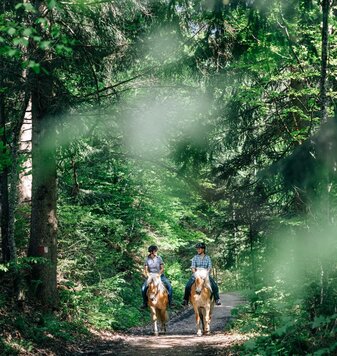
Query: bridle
[[194, 269, 211, 295], [147, 274, 164, 302]]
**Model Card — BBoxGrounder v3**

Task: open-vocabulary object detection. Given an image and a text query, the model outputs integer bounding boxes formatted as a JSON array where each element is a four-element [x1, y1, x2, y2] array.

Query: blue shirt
[[191, 254, 212, 270], [144, 255, 164, 273]]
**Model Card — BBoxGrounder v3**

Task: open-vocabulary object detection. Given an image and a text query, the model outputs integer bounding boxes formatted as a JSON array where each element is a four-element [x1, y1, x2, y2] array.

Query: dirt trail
[[77, 293, 248, 356]]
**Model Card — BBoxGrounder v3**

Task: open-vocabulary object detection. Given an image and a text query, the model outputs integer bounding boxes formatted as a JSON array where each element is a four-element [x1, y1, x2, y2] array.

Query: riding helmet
[[148, 245, 158, 253], [195, 242, 206, 249]]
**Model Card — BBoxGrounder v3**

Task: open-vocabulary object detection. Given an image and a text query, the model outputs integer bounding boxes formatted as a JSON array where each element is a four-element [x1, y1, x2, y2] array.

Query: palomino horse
[[146, 273, 169, 336], [190, 268, 214, 336]]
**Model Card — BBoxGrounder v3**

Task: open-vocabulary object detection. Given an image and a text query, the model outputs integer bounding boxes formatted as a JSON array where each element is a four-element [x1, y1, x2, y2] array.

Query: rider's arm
[[207, 256, 212, 273], [191, 256, 197, 273], [143, 265, 149, 277], [159, 263, 164, 275], [157, 256, 164, 275]]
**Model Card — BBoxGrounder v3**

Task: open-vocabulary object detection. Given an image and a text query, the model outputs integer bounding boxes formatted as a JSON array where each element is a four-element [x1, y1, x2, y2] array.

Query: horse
[[189, 268, 214, 336], [146, 273, 169, 336]]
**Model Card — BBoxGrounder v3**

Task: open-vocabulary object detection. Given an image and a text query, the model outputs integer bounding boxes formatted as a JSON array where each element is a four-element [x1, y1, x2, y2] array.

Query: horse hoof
[[154, 332, 159, 336], [197, 331, 202, 337]]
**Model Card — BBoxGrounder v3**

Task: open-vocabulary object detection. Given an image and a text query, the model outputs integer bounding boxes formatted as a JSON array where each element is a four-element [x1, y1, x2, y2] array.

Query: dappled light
[[1, 0, 337, 355]]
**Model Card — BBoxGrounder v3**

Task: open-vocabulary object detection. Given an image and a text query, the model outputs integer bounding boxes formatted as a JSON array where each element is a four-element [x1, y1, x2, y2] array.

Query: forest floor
[[76, 292, 249, 356]]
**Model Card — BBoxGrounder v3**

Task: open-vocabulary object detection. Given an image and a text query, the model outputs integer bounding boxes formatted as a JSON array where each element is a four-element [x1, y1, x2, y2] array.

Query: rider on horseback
[[141, 245, 173, 309], [182, 242, 221, 306]]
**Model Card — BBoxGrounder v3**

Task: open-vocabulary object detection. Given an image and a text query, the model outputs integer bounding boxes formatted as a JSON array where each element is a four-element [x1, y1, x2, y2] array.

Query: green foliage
[[56, 130, 208, 328], [0, 286, 89, 355], [8, 313, 87, 352], [0, 264, 9, 272], [231, 223, 337, 355], [0, 338, 17, 356], [58, 274, 146, 330], [0, 129, 11, 173], [2, 0, 337, 354]]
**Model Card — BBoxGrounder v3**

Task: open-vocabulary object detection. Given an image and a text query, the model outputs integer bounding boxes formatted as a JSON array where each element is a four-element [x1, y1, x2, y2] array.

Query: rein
[[147, 274, 166, 301], [194, 269, 212, 294]]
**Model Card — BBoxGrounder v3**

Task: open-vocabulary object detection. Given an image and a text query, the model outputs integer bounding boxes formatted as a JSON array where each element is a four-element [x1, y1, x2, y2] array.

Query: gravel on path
[[77, 292, 249, 356]]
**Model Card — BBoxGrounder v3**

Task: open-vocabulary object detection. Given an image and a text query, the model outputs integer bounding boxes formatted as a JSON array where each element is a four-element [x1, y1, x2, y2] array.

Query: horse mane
[[147, 273, 167, 293], [194, 268, 212, 292]]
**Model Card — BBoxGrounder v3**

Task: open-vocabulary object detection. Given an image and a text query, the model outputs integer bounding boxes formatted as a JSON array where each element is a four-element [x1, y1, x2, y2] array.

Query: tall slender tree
[[0, 89, 11, 263]]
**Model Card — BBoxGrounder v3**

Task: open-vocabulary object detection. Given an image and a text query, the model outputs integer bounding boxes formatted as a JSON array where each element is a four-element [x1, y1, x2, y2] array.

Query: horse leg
[[159, 309, 167, 334], [151, 307, 159, 336], [193, 306, 202, 336], [165, 309, 169, 333], [203, 305, 211, 335], [163, 309, 168, 334], [199, 310, 205, 334], [156, 309, 165, 334]]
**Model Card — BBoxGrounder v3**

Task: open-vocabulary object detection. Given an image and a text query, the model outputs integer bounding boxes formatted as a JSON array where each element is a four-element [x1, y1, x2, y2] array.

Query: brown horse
[[190, 268, 214, 336], [146, 273, 169, 336]]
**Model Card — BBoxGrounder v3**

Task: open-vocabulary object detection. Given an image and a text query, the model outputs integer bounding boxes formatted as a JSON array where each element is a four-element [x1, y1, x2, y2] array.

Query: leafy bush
[[233, 281, 337, 355], [59, 274, 146, 330]]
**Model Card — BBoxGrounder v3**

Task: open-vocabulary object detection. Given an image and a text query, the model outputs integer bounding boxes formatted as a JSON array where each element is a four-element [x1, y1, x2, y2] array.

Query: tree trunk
[[320, 0, 330, 125], [0, 166, 10, 262], [0, 92, 12, 262], [319, 0, 332, 224], [249, 223, 256, 289], [317, 0, 331, 306], [19, 99, 33, 203], [27, 68, 58, 308]]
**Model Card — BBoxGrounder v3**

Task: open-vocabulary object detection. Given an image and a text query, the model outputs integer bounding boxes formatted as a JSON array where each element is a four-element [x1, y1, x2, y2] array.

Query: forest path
[[77, 292, 248, 356]]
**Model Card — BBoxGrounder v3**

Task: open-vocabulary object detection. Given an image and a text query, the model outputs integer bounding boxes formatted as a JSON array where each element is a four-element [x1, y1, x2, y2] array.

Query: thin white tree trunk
[[19, 99, 32, 203]]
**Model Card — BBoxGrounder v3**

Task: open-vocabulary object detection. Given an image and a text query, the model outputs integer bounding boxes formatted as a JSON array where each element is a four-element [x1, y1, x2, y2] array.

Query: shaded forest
[[1, 0, 337, 354]]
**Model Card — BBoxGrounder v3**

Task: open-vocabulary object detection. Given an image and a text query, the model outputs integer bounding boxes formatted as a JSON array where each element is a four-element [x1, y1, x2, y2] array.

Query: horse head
[[147, 273, 162, 302], [194, 268, 212, 295]]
